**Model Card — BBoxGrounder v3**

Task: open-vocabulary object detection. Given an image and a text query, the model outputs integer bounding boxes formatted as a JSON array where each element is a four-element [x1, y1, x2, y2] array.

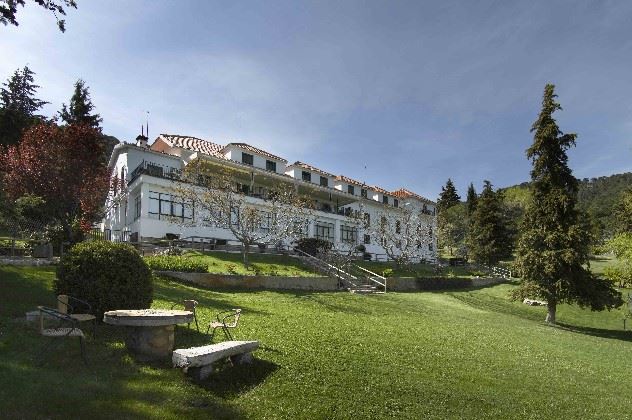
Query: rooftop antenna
[[146, 111, 150, 139]]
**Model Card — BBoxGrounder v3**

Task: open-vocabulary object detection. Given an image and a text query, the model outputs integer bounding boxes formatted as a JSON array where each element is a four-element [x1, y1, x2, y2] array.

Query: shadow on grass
[[152, 277, 271, 316], [555, 322, 632, 342], [290, 291, 375, 315], [197, 358, 280, 399]]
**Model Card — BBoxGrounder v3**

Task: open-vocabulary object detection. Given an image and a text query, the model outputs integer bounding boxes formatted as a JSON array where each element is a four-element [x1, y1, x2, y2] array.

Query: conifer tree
[[513, 84, 622, 324], [59, 79, 102, 128], [466, 183, 478, 216], [437, 178, 460, 213], [0, 66, 48, 146], [466, 180, 511, 265]]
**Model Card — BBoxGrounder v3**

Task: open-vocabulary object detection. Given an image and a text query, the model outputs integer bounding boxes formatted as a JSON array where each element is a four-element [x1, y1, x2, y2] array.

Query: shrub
[[55, 241, 152, 317], [382, 268, 394, 278], [156, 246, 184, 256], [144, 256, 208, 273], [296, 238, 332, 256]]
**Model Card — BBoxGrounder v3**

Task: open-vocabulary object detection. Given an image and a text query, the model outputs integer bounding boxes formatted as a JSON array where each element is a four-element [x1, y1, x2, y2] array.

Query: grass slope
[[1, 265, 631, 419], [178, 250, 321, 277]]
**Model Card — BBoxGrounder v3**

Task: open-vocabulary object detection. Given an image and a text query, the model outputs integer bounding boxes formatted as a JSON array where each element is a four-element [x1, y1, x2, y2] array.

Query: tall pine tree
[[0, 66, 48, 146], [59, 79, 102, 128], [466, 180, 511, 265], [514, 84, 621, 324], [466, 183, 478, 216], [437, 178, 460, 213]]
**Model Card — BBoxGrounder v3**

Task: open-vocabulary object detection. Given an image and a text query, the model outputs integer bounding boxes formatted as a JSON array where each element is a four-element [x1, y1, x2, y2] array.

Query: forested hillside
[[500, 172, 632, 239]]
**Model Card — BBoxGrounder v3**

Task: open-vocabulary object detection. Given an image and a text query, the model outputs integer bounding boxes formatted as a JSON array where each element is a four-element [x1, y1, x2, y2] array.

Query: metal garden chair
[[206, 309, 242, 342], [171, 299, 200, 332], [37, 306, 87, 365], [57, 294, 97, 336]]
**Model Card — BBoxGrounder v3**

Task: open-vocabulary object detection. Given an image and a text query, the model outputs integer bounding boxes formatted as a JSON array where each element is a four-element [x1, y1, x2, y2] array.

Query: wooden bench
[[172, 340, 259, 380]]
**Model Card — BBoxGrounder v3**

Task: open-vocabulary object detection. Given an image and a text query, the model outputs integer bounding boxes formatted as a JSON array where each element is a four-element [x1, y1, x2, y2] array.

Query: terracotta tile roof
[[225, 142, 288, 163], [335, 174, 365, 187], [289, 161, 335, 178], [370, 185, 390, 195], [159, 134, 225, 159], [391, 188, 434, 204]]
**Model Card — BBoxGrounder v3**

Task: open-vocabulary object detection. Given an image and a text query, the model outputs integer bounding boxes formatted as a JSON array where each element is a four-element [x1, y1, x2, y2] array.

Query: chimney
[[136, 126, 148, 148]]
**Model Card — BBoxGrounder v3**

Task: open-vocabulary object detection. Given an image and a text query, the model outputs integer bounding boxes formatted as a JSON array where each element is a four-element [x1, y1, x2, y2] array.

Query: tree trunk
[[242, 242, 250, 267], [545, 302, 557, 325]]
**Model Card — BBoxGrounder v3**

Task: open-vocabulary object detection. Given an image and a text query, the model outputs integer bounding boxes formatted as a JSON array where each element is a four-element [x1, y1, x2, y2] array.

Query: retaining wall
[[157, 271, 506, 292], [156, 271, 339, 291]]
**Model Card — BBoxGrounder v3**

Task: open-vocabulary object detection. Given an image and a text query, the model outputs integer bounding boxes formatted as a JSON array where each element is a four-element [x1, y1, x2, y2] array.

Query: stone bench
[[172, 340, 259, 380]]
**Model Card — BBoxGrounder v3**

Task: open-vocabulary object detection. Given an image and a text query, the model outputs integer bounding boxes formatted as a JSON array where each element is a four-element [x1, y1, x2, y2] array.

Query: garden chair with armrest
[[57, 294, 97, 336], [170, 299, 200, 332], [37, 306, 87, 365], [206, 309, 242, 342]]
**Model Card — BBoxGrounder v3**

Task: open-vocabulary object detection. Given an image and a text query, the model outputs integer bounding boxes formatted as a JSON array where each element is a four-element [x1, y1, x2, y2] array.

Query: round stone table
[[103, 309, 194, 361]]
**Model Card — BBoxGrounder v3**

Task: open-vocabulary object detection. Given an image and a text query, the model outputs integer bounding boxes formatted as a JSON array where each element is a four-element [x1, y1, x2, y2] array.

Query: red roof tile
[[391, 188, 434, 204], [289, 161, 335, 178], [159, 134, 225, 159], [225, 142, 288, 163]]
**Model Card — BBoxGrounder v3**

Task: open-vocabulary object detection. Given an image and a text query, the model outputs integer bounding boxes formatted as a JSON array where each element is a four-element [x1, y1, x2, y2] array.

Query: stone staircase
[[294, 249, 386, 294]]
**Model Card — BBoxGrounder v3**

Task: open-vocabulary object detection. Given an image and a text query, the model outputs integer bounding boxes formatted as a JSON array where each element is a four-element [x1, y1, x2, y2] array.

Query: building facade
[[102, 134, 437, 260]]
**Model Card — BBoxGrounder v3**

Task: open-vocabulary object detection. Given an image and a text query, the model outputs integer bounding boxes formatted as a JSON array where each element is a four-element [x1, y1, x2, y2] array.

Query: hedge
[[144, 256, 208, 273]]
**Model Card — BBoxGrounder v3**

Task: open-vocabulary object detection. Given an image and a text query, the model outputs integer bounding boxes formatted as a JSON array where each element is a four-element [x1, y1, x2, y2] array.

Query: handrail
[[353, 264, 387, 291], [293, 248, 360, 287]]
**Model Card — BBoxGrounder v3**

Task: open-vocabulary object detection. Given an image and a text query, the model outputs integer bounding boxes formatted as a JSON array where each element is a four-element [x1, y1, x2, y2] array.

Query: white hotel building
[[102, 133, 437, 260]]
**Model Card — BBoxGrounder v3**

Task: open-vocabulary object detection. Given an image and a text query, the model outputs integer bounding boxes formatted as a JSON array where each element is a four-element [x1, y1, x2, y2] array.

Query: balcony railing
[[129, 160, 182, 184]]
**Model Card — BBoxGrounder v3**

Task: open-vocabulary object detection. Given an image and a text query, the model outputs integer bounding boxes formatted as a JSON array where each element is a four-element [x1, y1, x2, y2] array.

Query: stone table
[[103, 309, 194, 361]]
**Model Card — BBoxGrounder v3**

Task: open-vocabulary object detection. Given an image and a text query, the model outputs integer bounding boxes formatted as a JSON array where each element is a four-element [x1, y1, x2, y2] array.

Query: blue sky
[[1, 1, 631, 200]]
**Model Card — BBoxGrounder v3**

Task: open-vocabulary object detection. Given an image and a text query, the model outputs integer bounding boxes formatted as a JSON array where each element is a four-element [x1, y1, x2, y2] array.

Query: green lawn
[[1, 264, 631, 419], [177, 250, 321, 277], [589, 254, 617, 276], [357, 260, 474, 278]]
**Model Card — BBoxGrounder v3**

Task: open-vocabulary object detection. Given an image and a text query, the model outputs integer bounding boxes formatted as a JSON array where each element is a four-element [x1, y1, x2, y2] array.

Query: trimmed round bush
[[55, 241, 153, 317]]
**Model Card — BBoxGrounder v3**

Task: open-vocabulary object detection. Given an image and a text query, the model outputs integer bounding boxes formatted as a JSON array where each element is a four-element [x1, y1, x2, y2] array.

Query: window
[[242, 152, 254, 165], [363, 213, 370, 228], [230, 207, 240, 227], [347, 185, 355, 195], [363, 234, 371, 245], [237, 183, 250, 195], [394, 199, 399, 208], [148, 191, 193, 222], [340, 225, 358, 243], [382, 195, 388, 205], [302, 171, 311, 182], [429, 243, 434, 251], [259, 211, 272, 233], [315, 222, 335, 242], [266, 160, 277, 172], [294, 219, 309, 236], [320, 176, 328, 187], [395, 221, 401, 234], [134, 195, 141, 221], [361, 188, 367, 198]]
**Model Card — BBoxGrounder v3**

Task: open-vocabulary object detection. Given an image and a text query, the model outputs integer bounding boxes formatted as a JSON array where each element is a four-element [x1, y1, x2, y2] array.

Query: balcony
[[129, 161, 182, 185]]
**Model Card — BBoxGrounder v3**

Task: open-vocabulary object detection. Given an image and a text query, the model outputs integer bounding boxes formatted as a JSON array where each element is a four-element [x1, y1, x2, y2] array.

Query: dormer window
[[347, 185, 355, 195], [361, 188, 367, 198], [242, 152, 254, 165], [394, 199, 399, 208], [320, 176, 328, 187], [382, 195, 388, 205], [302, 171, 311, 182], [266, 160, 276, 172]]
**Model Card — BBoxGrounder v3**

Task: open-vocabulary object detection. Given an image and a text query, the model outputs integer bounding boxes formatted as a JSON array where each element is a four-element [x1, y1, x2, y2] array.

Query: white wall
[[223, 145, 286, 174]]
